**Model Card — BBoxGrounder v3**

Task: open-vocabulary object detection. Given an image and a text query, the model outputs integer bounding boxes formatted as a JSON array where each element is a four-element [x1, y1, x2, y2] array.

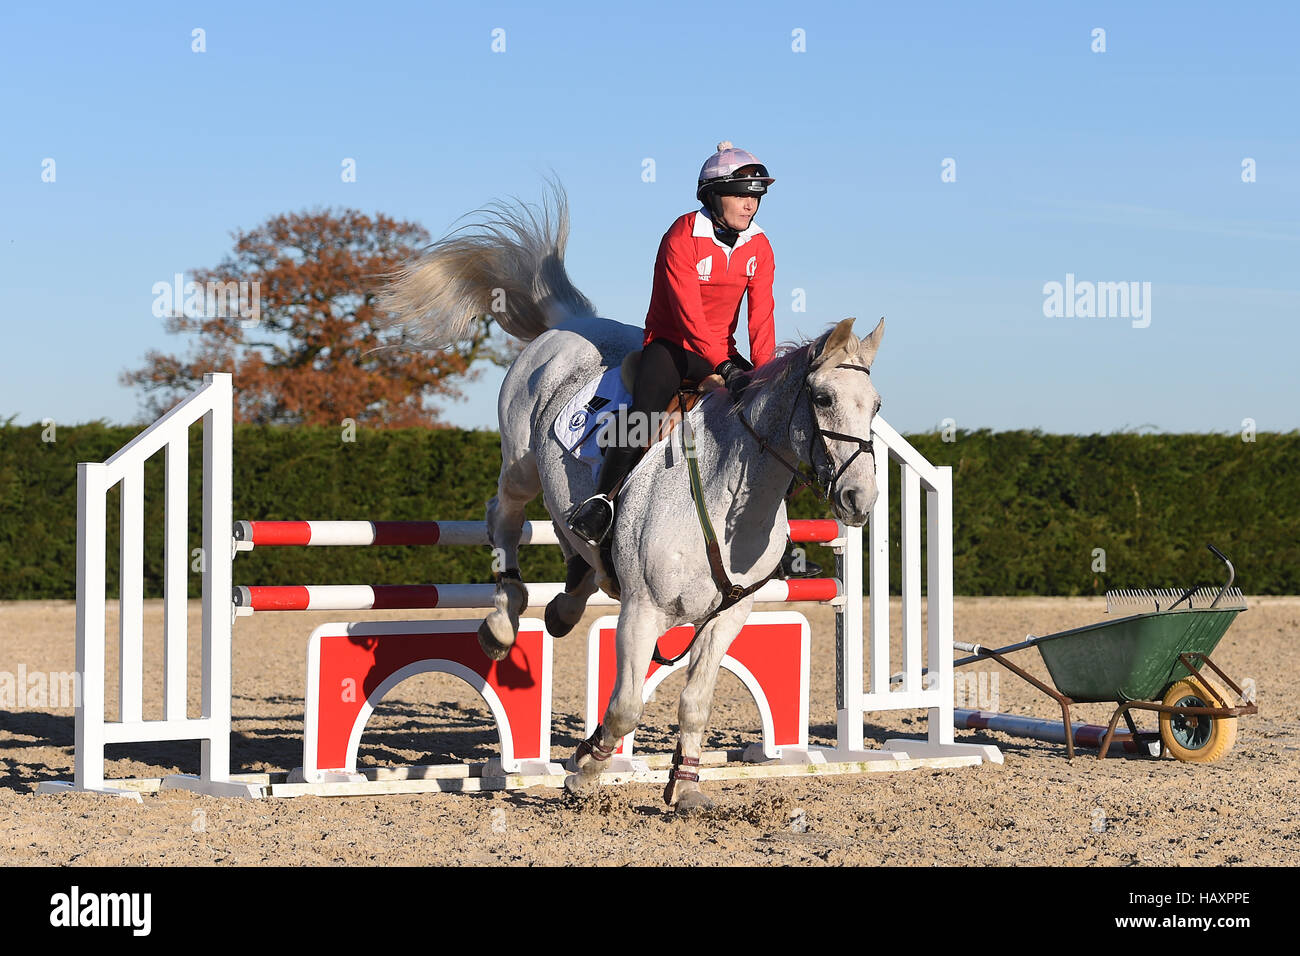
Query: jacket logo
[[696, 256, 713, 282], [746, 256, 757, 277]]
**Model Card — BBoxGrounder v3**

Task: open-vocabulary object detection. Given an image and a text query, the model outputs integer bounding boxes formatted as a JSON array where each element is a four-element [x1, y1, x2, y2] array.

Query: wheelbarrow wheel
[[1158, 677, 1237, 763]]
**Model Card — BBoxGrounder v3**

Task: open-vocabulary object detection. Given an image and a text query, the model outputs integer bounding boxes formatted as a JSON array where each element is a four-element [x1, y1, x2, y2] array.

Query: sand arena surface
[[1, 597, 1297, 866]]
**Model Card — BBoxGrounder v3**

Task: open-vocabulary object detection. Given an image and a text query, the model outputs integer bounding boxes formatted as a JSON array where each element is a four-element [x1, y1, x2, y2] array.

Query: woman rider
[[566, 141, 777, 546]]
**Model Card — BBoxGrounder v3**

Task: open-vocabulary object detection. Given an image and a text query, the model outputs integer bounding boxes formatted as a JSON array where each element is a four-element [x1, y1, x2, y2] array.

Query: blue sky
[[2, 0, 1296, 434]]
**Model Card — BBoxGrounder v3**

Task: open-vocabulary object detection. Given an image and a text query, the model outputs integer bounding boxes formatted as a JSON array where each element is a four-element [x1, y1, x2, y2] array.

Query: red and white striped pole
[[233, 519, 843, 550], [233, 577, 840, 613], [954, 709, 1160, 756]]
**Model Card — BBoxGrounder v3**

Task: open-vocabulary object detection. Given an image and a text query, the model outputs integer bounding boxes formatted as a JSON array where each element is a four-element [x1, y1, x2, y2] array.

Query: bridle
[[738, 351, 877, 504]]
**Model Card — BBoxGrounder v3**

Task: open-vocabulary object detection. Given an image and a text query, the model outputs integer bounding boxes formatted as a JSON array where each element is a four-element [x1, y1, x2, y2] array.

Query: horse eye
[[814, 391, 834, 408]]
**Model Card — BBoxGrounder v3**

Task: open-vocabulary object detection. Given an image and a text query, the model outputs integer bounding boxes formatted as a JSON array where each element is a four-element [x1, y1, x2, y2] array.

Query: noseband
[[738, 356, 876, 503]]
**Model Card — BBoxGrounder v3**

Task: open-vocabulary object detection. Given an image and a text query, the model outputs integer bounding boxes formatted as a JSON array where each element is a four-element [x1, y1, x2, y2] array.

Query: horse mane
[[724, 327, 837, 419], [377, 182, 597, 348]]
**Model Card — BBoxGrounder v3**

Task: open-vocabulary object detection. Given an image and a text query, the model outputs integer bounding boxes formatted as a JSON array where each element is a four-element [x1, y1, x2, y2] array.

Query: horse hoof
[[476, 615, 514, 661], [673, 789, 714, 813], [563, 773, 598, 797], [544, 598, 577, 638]]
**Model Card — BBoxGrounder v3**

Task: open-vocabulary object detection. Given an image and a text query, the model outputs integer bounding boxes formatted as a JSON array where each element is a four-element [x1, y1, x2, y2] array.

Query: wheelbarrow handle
[[1167, 543, 1236, 610], [1207, 543, 1235, 608], [948, 635, 1044, 669], [893, 635, 1040, 684]]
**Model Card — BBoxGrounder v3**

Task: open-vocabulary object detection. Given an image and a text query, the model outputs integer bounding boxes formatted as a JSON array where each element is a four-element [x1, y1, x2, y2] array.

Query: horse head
[[793, 316, 884, 527]]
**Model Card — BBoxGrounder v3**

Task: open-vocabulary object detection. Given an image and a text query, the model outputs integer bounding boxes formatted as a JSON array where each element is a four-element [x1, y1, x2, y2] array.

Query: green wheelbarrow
[[948, 545, 1256, 762]]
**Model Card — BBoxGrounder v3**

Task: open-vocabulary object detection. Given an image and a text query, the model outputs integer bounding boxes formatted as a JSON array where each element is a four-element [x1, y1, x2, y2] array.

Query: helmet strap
[[705, 192, 740, 246]]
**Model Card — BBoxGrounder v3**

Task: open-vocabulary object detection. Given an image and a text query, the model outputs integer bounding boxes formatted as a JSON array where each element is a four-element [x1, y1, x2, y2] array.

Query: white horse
[[380, 189, 883, 809]]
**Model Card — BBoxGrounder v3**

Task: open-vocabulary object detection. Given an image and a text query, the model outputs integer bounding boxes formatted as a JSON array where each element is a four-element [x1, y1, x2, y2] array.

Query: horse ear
[[815, 317, 857, 365], [859, 317, 885, 367]]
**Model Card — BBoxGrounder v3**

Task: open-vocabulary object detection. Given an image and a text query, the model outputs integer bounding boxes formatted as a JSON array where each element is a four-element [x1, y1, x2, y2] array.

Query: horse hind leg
[[544, 526, 599, 638], [478, 457, 539, 661]]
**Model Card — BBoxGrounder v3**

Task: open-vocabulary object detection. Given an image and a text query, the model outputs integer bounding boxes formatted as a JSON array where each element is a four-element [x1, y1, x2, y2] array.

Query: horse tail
[[378, 182, 596, 347]]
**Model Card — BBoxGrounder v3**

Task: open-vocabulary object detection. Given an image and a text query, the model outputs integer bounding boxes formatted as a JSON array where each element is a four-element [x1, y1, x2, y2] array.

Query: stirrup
[[778, 549, 823, 580], [566, 494, 614, 547]]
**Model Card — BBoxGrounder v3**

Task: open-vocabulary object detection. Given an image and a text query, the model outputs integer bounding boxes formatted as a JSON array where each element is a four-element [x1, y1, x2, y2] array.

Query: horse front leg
[[664, 601, 752, 811], [564, 597, 665, 795], [478, 457, 538, 661]]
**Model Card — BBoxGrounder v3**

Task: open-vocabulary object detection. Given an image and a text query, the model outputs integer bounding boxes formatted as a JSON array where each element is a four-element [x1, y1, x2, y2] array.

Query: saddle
[[619, 349, 713, 446]]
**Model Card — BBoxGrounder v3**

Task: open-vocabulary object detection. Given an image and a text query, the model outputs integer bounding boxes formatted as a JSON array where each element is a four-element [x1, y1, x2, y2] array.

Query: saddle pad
[[551, 366, 713, 487]]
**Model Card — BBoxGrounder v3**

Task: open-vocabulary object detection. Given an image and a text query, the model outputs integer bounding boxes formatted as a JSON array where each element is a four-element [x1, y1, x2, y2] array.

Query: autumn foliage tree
[[123, 209, 514, 426]]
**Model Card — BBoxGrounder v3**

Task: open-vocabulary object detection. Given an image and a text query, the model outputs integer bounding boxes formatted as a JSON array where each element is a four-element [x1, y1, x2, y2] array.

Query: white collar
[[692, 208, 764, 252]]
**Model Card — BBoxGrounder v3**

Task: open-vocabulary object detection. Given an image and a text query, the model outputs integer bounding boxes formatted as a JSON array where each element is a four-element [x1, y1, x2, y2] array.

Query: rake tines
[[1105, 586, 1246, 614]]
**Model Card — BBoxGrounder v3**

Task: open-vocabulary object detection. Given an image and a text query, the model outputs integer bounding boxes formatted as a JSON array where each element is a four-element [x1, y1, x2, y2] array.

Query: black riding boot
[[565, 440, 643, 547], [778, 540, 823, 579]]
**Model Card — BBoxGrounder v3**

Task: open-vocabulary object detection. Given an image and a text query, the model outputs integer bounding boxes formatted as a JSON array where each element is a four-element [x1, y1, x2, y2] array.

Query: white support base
[[881, 739, 1004, 765], [35, 781, 145, 803], [159, 774, 265, 798], [742, 743, 827, 766], [590, 756, 653, 775], [33, 749, 988, 799], [815, 746, 932, 764], [286, 767, 366, 784], [482, 758, 567, 777]]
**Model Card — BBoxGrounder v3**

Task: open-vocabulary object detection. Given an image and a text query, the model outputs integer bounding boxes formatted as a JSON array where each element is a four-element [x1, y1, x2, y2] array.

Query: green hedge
[[2, 421, 1295, 599]]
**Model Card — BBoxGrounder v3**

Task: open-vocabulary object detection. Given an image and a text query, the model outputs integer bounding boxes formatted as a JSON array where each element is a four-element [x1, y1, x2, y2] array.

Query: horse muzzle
[[834, 483, 878, 528]]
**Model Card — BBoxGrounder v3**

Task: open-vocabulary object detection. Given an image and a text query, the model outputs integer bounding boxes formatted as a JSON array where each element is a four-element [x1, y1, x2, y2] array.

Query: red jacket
[[642, 210, 775, 369]]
